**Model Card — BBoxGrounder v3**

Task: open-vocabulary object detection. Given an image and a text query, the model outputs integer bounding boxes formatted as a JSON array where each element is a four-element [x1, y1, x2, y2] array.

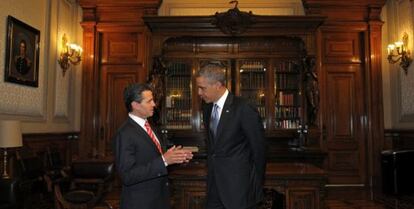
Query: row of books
[[239, 61, 266, 71], [275, 119, 301, 129], [165, 96, 191, 108], [257, 106, 266, 118], [166, 77, 191, 90], [166, 109, 192, 121], [240, 92, 266, 106], [275, 74, 299, 90], [276, 92, 299, 106], [166, 63, 191, 75], [275, 107, 301, 118], [274, 61, 299, 73], [165, 124, 192, 129], [240, 73, 265, 89]]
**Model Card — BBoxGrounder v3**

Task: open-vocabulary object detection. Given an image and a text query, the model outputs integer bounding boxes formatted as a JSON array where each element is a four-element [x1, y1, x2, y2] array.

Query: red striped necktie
[[144, 121, 163, 154]]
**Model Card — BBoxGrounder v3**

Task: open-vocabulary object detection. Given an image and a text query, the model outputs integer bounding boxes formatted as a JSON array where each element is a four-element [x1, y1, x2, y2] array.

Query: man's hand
[[163, 145, 193, 165]]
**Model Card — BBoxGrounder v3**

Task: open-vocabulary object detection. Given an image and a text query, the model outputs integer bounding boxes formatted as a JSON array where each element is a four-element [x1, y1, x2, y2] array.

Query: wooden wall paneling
[[79, 0, 157, 159], [367, 6, 386, 196], [324, 63, 365, 184], [80, 21, 99, 159], [99, 65, 143, 157], [286, 188, 319, 209], [304, 0, 387, 193], [322, 30, 366, 184], [96, 7, 145, 23], [4, 133, 78, 177], [302, 0, 386, 21], [98, 27, 150, 158], [101, 32, 146, 64], [384, 129, 414, 150], [322, 33, 362, 63]]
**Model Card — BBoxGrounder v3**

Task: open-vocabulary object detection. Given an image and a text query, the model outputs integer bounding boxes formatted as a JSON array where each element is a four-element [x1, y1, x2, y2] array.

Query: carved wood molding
[[147, 56, 166, 126], [144, 15, 324, 36], [212, 1, 256, 35]]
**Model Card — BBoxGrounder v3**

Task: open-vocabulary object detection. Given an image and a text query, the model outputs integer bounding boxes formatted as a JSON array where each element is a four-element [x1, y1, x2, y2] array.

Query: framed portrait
[[4, 16, 40, 87]]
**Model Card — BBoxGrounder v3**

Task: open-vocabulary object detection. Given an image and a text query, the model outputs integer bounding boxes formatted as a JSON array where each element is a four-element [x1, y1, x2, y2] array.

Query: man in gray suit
[[196, 63, 266, 209], [113, 83, 193, 209]]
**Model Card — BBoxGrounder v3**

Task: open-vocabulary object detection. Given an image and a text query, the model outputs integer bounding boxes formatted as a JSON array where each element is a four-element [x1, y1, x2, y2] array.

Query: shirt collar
[[214, 89, 229, 109], [128, 113, 146, 128]]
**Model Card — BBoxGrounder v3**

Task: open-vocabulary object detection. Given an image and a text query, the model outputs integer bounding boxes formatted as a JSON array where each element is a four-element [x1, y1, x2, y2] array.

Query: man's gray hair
[[196, 63, 226, 85]]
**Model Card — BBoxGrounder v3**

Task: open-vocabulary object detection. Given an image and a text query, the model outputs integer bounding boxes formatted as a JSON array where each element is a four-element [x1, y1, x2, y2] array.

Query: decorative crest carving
[[212, 1, 256, 35]]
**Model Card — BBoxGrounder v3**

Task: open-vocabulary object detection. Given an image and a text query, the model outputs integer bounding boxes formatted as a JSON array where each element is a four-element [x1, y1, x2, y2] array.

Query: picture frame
[[4, 16, 40, 87]]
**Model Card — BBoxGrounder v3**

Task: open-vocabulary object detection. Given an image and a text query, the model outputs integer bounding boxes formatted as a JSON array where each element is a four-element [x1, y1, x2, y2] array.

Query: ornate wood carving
[[303, 57, 319, 126], [212, 1, 256, 35], [147, 56, 166, 126]]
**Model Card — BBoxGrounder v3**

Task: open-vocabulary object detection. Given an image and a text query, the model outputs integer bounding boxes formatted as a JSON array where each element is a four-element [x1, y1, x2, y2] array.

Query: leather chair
[[43, 147, 69, 192], [0, 178, 22, 209], [54, 161, 115, 209]]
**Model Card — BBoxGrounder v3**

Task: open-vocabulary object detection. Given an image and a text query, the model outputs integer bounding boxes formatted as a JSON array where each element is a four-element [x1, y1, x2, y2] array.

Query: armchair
[[43, 147, 69, 192], [53, 161, 115, 209]]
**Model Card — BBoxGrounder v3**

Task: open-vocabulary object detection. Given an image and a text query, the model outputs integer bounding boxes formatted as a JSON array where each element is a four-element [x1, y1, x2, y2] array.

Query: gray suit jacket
[[113, 117, 170, 209], [203, 93, 266, 209]]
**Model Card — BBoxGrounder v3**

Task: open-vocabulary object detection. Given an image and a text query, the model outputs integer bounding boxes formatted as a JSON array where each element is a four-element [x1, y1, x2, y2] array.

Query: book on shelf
[[181, 146, 199, 153]]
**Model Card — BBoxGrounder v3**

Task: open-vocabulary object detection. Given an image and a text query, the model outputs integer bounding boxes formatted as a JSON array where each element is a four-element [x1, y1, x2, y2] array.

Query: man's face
[[19, 42, 26, 55], [132, 90, 156, 118], [196, 76, 220, 103]]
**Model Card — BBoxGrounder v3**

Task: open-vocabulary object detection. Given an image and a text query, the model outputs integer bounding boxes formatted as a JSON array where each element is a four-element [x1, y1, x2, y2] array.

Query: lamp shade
[[0, 120, 23, 148]]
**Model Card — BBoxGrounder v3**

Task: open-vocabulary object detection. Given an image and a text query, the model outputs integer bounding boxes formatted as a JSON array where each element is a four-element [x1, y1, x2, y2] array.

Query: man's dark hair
[[123, 83, 153, 112]]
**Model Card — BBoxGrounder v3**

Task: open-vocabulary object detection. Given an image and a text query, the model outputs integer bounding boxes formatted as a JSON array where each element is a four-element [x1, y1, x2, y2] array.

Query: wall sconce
[[58, 33, 82, 76], [387, 33, 412, 74]]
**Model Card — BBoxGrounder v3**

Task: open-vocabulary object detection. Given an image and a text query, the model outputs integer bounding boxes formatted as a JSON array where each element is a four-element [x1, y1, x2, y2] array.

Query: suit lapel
[[214, 94, 234, 144], [203, 103, 214, 142], [127, 118, 162, 155]]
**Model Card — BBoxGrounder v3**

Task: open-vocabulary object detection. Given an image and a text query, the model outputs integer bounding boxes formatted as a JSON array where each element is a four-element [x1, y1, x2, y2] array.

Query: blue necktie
[[210, 104, 219, 137]]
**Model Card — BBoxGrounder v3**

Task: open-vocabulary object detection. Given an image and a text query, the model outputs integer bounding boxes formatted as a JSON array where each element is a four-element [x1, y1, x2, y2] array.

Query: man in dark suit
[[196, 63, 266, 209], [113, 83, 193, 209]]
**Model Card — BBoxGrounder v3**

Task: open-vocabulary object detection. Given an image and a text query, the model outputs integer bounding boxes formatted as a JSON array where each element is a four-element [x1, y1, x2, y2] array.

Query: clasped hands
[[163, 145, 193, 165]]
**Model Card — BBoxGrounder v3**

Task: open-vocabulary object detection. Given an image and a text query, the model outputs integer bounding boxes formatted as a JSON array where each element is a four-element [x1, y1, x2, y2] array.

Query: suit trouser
[[205, 175, 257, 209]]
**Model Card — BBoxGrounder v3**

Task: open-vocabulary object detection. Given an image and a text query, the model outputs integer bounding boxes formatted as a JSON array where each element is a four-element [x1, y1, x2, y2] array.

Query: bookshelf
[[274, 60, 302, 129], [164, 61, 192, 129], [161, 56, 307, 133], [148, 35, 320, 147], [238, 60, 267, 128]]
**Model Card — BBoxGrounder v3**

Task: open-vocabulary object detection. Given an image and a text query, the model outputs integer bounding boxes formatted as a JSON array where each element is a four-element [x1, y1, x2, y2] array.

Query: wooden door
[[321, 32, 367, 184], [98, 31, 147, 157]]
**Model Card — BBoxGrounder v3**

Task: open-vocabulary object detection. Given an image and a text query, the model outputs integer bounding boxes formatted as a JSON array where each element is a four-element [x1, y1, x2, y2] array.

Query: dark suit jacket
[[203, 93, 266, 209], [113, 117, 170, 209]]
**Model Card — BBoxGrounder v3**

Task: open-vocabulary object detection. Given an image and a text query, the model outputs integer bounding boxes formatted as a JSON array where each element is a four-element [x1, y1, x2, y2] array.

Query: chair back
[[71, 162, 114, 180]]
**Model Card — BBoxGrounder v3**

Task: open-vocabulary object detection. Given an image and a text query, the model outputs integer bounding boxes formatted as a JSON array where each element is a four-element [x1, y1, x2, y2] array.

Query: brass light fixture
[[58, 33, 82, 76], [387, 32, 412, 74]]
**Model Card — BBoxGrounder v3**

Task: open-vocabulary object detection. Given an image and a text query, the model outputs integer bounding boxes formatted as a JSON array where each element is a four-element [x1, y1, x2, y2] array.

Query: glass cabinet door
[[164, 61, 192, 129], [274, 60, 302, 129], [237, 59, 267, 128]]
